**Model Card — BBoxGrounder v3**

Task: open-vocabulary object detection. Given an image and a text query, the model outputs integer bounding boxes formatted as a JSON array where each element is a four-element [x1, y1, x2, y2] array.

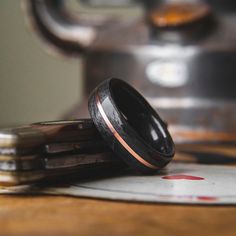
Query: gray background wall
[[0, 1, 140, 127], [0, 1, 81, 127]]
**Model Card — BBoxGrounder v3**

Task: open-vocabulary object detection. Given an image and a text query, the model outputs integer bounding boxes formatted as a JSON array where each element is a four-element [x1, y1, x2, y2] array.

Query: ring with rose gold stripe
[[88, 78, 175, 173]]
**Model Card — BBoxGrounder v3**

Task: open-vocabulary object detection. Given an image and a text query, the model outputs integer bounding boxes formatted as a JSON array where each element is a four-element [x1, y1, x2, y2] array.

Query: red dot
[[162, 175, 205, 180], [197, 196, 218, 201]]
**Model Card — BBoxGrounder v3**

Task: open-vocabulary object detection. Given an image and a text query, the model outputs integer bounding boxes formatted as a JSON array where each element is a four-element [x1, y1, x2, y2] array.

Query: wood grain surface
[[1, 146, 235, 236], [0, 195, 235, 236]]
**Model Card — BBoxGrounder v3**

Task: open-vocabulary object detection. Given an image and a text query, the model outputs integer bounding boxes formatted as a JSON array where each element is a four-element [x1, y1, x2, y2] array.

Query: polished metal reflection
[[24, 0, 236, 141]]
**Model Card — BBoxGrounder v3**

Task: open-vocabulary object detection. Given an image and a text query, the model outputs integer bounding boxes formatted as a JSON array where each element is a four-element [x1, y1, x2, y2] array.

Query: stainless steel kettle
[[24, 0, 236, 143]]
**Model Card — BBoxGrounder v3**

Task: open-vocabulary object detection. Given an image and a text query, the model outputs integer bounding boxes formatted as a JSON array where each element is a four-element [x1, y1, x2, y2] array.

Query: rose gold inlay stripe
[[96, 92, 157, 169]]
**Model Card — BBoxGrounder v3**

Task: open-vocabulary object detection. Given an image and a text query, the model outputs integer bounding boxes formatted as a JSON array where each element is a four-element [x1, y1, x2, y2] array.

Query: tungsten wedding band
[[88, 78, 175, 173]]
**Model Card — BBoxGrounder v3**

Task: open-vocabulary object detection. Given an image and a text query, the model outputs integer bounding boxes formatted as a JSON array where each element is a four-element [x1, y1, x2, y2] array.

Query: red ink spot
[[162, 175, 205, 180], [197, 196, 218, 201]]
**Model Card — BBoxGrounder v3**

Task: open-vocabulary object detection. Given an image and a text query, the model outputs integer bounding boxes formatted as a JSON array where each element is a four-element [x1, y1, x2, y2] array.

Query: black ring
[[88, 78, 175, 173]]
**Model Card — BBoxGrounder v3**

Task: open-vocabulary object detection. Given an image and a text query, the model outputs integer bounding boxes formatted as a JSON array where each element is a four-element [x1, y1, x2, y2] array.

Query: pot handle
[[23, 0, 109, 57]]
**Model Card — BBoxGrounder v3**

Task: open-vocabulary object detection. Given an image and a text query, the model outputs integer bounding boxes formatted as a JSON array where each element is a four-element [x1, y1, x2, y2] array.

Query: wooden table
[[0, 195, 235, 236], [1, 145, 235, 236]]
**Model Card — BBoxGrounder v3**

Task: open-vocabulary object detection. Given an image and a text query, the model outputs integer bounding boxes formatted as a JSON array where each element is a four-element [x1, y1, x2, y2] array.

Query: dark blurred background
[[1, 0, 236, 136]]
